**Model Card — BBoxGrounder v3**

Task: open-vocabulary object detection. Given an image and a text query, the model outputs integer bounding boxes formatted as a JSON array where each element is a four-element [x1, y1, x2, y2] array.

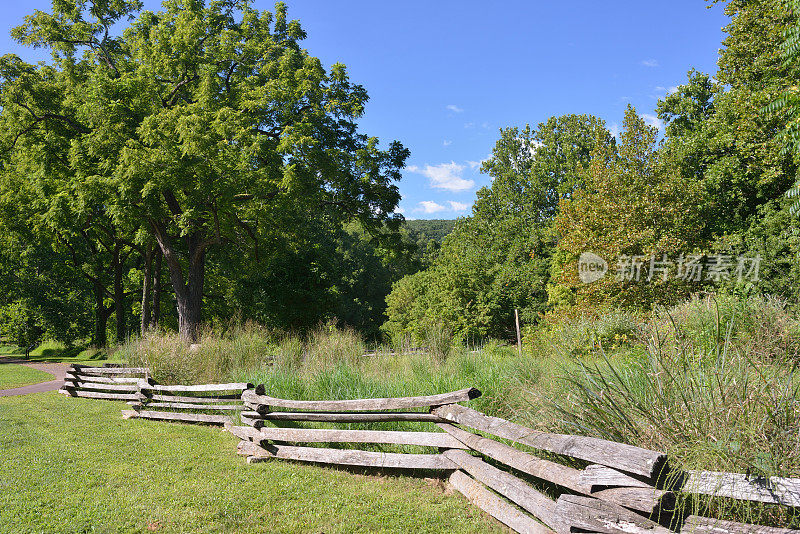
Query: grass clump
[[545, 295, 800, 527], [117, 323, 274, 385]]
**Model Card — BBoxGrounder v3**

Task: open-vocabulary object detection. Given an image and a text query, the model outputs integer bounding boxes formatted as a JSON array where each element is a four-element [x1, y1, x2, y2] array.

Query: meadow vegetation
[[120, 295, 800, 475]]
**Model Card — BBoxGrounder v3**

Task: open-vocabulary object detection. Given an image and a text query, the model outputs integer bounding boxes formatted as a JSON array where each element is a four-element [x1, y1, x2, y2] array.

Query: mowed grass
[[0, 342, 119, 365], [0, 392, 505, 534], [26, 341, 118, 364], [0, 363, 54, 389]]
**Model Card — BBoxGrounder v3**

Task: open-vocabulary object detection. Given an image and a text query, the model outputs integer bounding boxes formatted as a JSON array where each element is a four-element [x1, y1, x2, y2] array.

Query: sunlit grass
[[0, 392, 504, 534], [0, 363, 54, 388]]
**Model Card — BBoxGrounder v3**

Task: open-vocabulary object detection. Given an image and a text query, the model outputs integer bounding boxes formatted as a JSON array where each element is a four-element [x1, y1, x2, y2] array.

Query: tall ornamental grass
[[543, 295, 800, 528]]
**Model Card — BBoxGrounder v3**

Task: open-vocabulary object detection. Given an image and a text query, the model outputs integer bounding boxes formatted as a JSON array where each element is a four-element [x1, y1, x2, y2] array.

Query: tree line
[[2, 0, 799, 349], [384, 0, 800, 343]]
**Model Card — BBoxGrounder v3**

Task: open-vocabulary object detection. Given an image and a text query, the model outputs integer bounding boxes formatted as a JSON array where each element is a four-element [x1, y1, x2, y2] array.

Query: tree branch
[[162, 189, 183, 217], [162, 74, 199, 108], [191, 198, 223, 265], [252, 104, 315, 139], [15, 100, 91, 134]]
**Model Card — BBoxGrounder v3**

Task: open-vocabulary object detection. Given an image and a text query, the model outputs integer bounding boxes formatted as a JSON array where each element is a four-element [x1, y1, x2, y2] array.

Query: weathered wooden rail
[[61, 373, 798, 533], [59, 364, 147, 401], [121, 379, 253, 424], [231, 387, 799, 534]]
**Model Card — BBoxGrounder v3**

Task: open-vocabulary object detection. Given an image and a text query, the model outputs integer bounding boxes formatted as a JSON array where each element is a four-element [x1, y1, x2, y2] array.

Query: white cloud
[[418, 201, 447, 214], [446, 104, 464, 113], [467, 154, 492, 170], [654, 85, 679, 95], [415, 200, 471, 215], [609, 122, 621, 140], [464, 122, 475, 129], [641, 59, 659, 67], [641, 113, 663, 130], [443, 139, 452, 147], [406, 162, 475, 192], [448, 201, 470, 212]]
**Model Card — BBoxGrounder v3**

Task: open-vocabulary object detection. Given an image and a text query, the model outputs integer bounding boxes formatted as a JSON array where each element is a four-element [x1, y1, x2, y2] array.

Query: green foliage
[[1, 0, 409, 343], [552, 105, 706, 311], [404, 219, 456, 246], [765, 0, 800, 214], [384, 114, 610, 343], [661, 0, 797, 239], [403, 218, 456, 265], [0, 300, 44, 349], [208, 220, 417, 338]]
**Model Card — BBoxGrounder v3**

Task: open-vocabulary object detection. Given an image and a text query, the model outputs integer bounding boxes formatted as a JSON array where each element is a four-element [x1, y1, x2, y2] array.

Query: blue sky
[[0, 1, 730, 219]]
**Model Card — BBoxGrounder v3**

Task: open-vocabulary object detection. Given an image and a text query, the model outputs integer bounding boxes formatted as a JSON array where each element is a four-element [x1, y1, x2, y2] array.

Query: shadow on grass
[[1, 343, 111, 363]]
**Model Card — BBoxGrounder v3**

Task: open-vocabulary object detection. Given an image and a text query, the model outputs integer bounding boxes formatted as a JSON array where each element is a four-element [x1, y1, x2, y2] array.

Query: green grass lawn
[[0, 342, 119, 365], [0, 392, 505, 533], [0, 363, 55, 389]]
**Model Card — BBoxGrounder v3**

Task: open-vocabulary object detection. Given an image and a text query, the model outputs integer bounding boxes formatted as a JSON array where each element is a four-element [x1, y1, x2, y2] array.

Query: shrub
[[528, 308, 643, 357]]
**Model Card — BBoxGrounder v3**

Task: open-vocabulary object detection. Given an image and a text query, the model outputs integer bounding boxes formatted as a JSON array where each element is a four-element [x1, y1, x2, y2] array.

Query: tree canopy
[[1, 0, 409, 342]]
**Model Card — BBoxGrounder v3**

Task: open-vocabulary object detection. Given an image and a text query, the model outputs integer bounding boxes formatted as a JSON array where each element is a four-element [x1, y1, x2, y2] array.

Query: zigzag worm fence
[[121, 379, 253, 424], [61, 373, 798, 533], [231, 387, 799, 534], [59, 364, 147, 401]]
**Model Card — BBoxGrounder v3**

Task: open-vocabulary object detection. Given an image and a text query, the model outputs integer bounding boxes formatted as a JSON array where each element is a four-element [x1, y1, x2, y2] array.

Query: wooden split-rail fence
[[59, 364, 149, 400], [61, 372, 799, 533], [59, 364, 252, 423]]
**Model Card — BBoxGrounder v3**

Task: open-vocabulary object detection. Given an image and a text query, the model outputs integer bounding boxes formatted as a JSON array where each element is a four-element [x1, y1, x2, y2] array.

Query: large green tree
[[654, 0, 800, 300], [3, 0, 408, 342], [552, 106, 706, 310]]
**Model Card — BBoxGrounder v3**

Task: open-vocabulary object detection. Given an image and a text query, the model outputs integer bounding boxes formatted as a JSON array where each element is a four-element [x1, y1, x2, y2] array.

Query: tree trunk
[[93, 281, 111, 347], [152, 225, 206, 343], [150, 248, 162, 330], [177, 237, 205, 343], [113, 247, 126, 343], [140, 245, 154, 336]]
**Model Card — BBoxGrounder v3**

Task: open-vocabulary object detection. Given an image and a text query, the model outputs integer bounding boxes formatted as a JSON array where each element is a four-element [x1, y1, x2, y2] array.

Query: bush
[[528, 308, 643, 357], [659, 293, 800, 360]]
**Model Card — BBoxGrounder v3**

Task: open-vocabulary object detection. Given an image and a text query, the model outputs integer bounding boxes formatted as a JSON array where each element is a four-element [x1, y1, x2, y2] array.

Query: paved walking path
[[0, 357, 68, 397]]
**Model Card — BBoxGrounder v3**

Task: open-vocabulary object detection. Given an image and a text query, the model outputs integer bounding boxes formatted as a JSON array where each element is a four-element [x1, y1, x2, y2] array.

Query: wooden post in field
[[514, 308, 522, 356]]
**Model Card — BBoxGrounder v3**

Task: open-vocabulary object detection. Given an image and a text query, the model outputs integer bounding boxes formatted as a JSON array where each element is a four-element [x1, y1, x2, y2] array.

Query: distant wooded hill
[[404, 219, 457, 246]]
